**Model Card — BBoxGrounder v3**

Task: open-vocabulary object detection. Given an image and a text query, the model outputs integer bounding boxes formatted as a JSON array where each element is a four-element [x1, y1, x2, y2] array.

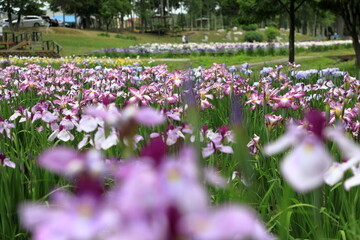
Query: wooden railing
[[2, 32, 43, 44], [0, 32, 63, 58], [43, 41, 63, 56]]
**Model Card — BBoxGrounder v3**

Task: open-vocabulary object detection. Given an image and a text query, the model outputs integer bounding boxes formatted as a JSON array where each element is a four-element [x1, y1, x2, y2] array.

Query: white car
[[3, 16, 45, 27]]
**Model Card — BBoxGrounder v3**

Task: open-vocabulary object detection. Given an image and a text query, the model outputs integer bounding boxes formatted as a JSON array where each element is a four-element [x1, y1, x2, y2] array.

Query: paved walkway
[[147, 58, 191, 62], [145, 54, 346, 70], [148, 55, 317, 65], [244, 56, 314, 67]]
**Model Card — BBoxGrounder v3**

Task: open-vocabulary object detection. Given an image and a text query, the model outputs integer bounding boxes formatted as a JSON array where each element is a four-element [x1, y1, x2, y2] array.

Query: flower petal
[[344, 172, 360, 191], [134, 108, 165, 127], [38, 147, 83, 175], [217, 144, 233, 154], [281, 136, 333, 193], [57, 130, 72, 142], [79, 115, 98, 133], [202, 145, 215, 158], [323, 163, 344, 186]]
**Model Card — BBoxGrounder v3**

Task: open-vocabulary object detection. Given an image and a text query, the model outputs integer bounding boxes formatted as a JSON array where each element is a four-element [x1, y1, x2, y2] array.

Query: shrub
[[296, 46, 306, 53], [225, 51, 233, 57], [236, 48, 245, 55], [255, 47, 265, 56], [199, 50, 206, 56], [209, 51, 217, 56], [245, 47, 255, 56], [98, 32, 110, 37], [264, 27, 280, 42], [164, 52, 175, 58], [266, 46, 276, 56], [244, 31, 263, 42], [115, 34, 137, 40], [242, 24, 258, 31], [309, 45, 323, 52], [278, 47, 288, 55]]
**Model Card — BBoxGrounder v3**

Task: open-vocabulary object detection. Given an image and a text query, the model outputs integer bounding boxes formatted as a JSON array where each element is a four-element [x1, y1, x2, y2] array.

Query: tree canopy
[[317, 0, 360, 66], [0, 0, 45, 30]]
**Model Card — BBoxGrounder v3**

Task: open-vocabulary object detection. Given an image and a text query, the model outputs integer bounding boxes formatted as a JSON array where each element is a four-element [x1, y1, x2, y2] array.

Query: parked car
[[3, 15, 45, 27], [57, 20, 65, 27], [1, 18, 9, 27], [65, 22, 76, 28], [1, 16, 18, 27]]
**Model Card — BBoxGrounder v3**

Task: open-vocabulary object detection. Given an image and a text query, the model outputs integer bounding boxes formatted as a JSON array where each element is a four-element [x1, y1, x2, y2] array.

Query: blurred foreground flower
[[324, 125, 360, 190], [265, 108, 360, 192], [84, 103, 165, 130], [20, 140, 273, 240], [264, 111, 333, 193]]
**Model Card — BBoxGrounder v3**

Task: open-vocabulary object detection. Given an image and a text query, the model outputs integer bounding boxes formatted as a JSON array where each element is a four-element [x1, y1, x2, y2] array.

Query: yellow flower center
[[303, 143, 314, 152], [167, 168, 181, 181]]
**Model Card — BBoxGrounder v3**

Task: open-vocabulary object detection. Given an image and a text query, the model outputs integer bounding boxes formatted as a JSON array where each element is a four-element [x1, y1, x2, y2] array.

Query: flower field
[[2, 59, 360, 239], [90, 40, 353, 58], [0, 56, 141, 68]]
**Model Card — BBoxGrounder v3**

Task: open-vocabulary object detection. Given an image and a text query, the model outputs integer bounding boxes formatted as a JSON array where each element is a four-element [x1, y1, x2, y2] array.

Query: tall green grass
[[1, 63, 360, 239]]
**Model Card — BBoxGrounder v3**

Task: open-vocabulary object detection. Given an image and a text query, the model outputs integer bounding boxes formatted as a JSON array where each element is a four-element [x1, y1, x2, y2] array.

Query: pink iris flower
[[0, 154, 15, 168]]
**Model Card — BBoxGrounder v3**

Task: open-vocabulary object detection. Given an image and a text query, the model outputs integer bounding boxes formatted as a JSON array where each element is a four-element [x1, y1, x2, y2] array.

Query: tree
[[177, 12, 186, 30], [218, 0, 240, 26], [202, 0, 218, 30], [296, 2, 335, 36], [150, 0, 181, 29], [118, 0, 132, 31], [237, 0, 307, 63], [77, 0, 99, 29], [237, 0, 281, 24], [318, 0, 360, 67], [278, 0, 307, 63], [47, 0, 99, 29], [183, 0, 201, 30], [0, 0, 16, 30], [47, 0, 80, 27], [21, 1, 45, 16], [15, 0, 44, 30], [131, 0, 182, 32], [134, 0, 151, 32], [97, 0, 131, 30], [0, 0, 44, 31]]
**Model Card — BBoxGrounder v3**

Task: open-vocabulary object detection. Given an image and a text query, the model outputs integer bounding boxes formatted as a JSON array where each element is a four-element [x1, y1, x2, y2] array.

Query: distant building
[[125, 18, 141, 29]]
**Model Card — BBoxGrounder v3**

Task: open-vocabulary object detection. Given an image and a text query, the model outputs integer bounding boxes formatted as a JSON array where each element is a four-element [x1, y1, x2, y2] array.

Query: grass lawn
[[3, 27, 358, 74], [2, 27, 360, 240], [42, 29, 181, 56], [147, 48, 358, 73], [9, 27, 327, 56]]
